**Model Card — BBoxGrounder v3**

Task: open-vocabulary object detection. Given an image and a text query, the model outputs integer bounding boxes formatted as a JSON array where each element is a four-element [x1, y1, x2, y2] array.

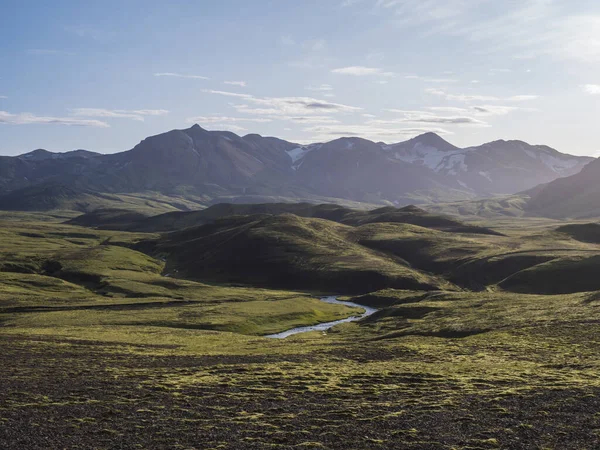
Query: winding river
[[265, 296, 378, 339]]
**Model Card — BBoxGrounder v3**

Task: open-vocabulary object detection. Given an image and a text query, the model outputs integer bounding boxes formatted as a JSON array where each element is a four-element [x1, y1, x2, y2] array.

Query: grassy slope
[[0, 220, 360, 336], [0, 184, 207, 215], [136, 214, 456, 294], [75, 202, 502, 236], [4, 285, 600, 448], [4, 211, 600, 448], [425, 195, 529, 219]]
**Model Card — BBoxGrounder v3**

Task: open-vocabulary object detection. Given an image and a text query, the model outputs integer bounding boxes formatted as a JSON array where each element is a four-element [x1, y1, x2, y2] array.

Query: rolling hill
[[134, 213, 458, 294], [70, 202, 503, 236]]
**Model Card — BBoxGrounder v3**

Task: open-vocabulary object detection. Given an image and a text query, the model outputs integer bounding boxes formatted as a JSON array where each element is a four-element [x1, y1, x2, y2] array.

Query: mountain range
[[0, 124, 594, 214]]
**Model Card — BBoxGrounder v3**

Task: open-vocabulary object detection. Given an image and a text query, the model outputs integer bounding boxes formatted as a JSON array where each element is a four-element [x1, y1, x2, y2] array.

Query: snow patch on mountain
[[479, 171, 493, 182], [287, 143, 323, 170], [522, 146, 585, 174], [392, 142, 473, 174]]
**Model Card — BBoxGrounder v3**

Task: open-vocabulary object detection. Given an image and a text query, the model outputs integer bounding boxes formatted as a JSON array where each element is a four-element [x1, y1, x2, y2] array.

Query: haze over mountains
[[0, 124, 594, 215]]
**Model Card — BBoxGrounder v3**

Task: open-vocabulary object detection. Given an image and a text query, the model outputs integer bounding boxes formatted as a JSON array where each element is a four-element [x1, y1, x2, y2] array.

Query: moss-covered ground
[[2, 212, 600, 448]]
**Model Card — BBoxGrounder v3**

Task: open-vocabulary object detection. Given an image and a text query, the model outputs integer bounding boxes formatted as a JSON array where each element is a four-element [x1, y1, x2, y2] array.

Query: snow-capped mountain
[[0, 126, 593, 208], [283, 132, 592, 199]]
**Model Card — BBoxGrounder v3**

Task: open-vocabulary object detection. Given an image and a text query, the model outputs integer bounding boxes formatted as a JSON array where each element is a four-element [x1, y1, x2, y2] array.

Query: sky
[[0, 0, 599, 156]]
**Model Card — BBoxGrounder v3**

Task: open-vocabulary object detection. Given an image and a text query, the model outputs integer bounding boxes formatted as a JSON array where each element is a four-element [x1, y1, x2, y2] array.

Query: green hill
[[135, 213, 456, 294], [74, 202, 502, 236]]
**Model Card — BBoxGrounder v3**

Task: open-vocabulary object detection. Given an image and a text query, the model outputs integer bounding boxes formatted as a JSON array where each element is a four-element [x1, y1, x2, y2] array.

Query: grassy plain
[[2, 210, 600, 449]]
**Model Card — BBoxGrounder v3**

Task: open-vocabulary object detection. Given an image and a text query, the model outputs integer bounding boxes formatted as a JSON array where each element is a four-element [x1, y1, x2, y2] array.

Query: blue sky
[[1, 0, 599, 156]]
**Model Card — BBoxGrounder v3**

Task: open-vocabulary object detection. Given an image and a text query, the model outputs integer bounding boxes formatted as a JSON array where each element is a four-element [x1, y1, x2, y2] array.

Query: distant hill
[[134, 213, 458, 294], [0, 183, 205, 215], [526, 158, 600, 218], [70, 202, 502, 236], [0, 125, 592, 210]]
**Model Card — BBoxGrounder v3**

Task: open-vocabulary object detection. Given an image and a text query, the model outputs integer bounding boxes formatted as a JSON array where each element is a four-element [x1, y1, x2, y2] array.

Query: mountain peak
[[409, 132, 459, 151], [18, 149, 53, 160], [185, 124, 210, 135]]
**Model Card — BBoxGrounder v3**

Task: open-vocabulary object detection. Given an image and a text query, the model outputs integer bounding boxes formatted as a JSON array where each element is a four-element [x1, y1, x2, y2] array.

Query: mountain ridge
[[0, 125, 594, 210]]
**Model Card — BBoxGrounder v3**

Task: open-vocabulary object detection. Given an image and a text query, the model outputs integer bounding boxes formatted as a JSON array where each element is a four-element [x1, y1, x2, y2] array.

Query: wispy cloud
[[304, 123, 452, 142], [64, 25, 117, 42], [425, 88, 538, 103], [306, 84, 334, 92], [346, 1, 600, 64], [203, 89, 361, 116], [235, 97, 361, 116], [0, 111, 109, 127], [26, 49, 73, 56], [201, 124, 249, 133], [582, 84, 600, 95], [223, 81, 247, 87], [186, 116, 272, 124], [404, 75, 458, 83], [201, 89, 253, 99], [284, 116, 342, 124], [377, 111, 487, 126], [332, 66, 394, 76], [278, 35, 296, 46], [70, 108, 168, 122], [0, 96, 7, 100], [506, 95, 539, 102], [426, 104, 534, 117], [154, 72, 209, 80]]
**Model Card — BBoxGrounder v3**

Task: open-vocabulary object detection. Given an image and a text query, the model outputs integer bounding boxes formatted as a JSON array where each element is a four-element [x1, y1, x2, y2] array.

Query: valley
[[3, 202, 600, 449]]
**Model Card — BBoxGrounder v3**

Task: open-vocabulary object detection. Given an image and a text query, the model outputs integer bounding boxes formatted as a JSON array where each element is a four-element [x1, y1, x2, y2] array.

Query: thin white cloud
[[70, 108, 169, 121], [0, 96, 7, 99], [155, 72, 209, 80], [582, 84, 600, 95], [186, 116, 272, 124], [306, 84, 334, 92], [426, 106, 469, 114], [279, 35, 296, 46], [427, 105, 533, 117], [224, 81, 247, 87], [425, 88, 499, 102], [26, 49, 73, 56], [506, 95, 539, 102], [404, 75, 458, 83], [235, 97, 361, 116], [332, 66, 394, 77], [372, 114, 487, 126], [425, 88, 538, 103], [64, 25, 118, 43], [284, 116, 341, 124], [303, 39, 327, 51], [304, 123, 452, 142], [359, 0, 600, 64], [202, 124, 248, 133], [202, 89, 253, 99], [0, 111, 109, 127], [202, 89, 362, 117]]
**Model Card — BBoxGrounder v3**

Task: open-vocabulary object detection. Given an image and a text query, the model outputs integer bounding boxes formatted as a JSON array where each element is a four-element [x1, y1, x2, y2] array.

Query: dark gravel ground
[[2, 336, 600, 450]]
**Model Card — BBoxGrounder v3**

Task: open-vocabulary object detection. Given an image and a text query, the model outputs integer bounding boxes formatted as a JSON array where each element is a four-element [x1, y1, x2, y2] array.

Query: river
[[265, 296, 378, 339]]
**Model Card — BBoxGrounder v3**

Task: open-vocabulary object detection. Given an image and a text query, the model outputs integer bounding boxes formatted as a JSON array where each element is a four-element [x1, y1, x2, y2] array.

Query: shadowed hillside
[[71, 202, 503, 236], [135, 214, 457, 294]]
